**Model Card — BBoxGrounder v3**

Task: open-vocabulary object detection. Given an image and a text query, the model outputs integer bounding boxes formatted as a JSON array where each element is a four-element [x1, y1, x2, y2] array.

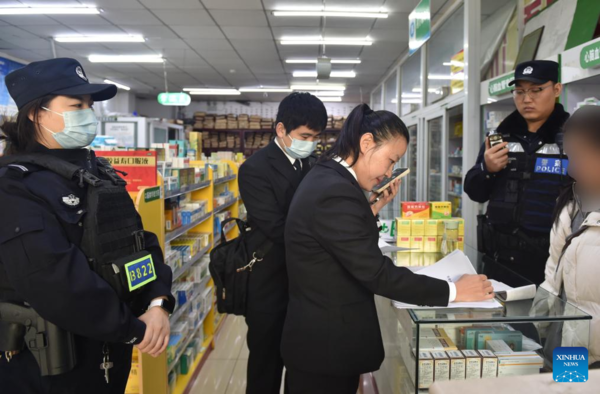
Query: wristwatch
[[148, 298, 175, 315]]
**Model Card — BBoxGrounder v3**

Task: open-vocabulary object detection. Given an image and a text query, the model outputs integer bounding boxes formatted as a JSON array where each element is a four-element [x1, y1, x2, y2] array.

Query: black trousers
[[245, 308, 288, 394], [287, 368, 360, 394], [0, 340, 132, 394]]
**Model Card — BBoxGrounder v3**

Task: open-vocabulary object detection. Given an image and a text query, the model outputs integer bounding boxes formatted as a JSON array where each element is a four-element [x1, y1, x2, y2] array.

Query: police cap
[[5, 58, 117, 110], [509, 60, 559, 86]]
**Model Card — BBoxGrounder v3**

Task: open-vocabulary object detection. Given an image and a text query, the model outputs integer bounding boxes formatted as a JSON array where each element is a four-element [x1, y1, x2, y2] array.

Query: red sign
[[96, 151, 157, 192]]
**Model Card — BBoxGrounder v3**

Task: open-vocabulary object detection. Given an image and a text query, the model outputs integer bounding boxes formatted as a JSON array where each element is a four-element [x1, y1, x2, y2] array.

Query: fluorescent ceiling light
[[55, 35, 145, 43], [104, 79, 130, 91], [273, 11, 387, 18], [443, 61, 465, 67], [186, 89, 240, 95], [317, 97, 342, 102], [402, 99, 422, 104], [286, 59, 361, 64], [238, 88, 292, 92], [0, 5, 100, 15], [391, 98, 398, 104], [281, 36, 372, 46], [89, 55, 164, 63], [428, 74, 465, 81], [311, 91, 345, 96], [401, 93, 422, 99], [292, 71, 356, 78], [291, 84, 346, 91], [412, 88, 441, 93]]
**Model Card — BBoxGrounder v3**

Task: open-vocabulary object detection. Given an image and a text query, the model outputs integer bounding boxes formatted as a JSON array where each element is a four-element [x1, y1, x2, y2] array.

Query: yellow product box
[[397, 219, 412, 237], [411, 236, 424, 252], [171, 239, 198, 256], [424, 236, 439, 253], [457, 236, 464, 251], [455, 218, 465, 236], [425, 219, 440, 236], [125, 362, 140, 394], [397, 236, 411, 251], [402, 202, 431, 219], [423, 253, 439, 267], [411, 220, 425, 236], [431, 202, 452, 219]]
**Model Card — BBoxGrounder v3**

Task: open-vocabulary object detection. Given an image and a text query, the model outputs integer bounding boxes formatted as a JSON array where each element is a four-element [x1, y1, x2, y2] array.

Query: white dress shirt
[[332, 156, 457, 304], [276, 138, 301, 169]]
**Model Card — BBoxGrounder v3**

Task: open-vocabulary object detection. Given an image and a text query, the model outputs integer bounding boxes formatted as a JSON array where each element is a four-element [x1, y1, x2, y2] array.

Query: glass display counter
[[374, 247, 592, 393]]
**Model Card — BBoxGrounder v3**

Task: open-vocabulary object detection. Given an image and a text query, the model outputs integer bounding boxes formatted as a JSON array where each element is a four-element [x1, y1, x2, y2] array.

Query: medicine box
[[397, 236, 411, 251], [432, 351, 451, 383], [410, 236, 424, 252], [402, 202, 430, 219], [418, 352, 434, 389], [447, 350, 466, 381], [462, 350, 482, 380], [411, 220, 425, 236], [478, 350, 498, 379], [397, 219, 412, 236], [425, 219, 440, 236], [431, 202, 452, 219], [424, 236, 439, 253]]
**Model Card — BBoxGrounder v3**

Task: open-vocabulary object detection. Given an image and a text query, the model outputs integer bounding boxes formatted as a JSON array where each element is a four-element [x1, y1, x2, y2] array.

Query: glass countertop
[[388, 245, 592, 324]]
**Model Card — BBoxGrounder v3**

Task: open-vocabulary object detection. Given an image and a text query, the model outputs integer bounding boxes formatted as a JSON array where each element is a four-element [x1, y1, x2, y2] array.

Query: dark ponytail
[[552, 105, 600, 226], [322, 103, 410, 165], [0, 95, 56, 155]]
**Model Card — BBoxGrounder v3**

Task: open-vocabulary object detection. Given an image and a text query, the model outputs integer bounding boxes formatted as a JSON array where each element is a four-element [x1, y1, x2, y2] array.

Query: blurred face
[[275, 122, 321, 147], [32, 95, 94, 149], [513, 81, 561, 125], [353, 134, 408, 191], [564, 132, 600, 194]]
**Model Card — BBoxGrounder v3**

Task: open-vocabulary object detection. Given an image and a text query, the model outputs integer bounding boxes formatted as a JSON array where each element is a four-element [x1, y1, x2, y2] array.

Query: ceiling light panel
[[0, 5, 100, 15], [88, 55, 164, 63], [55, 35, 145, 43]]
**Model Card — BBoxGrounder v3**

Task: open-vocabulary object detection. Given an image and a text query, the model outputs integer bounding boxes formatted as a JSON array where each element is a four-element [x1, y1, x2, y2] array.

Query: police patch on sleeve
[[534, 158, 568, 175], [62, 194, 81, 207]]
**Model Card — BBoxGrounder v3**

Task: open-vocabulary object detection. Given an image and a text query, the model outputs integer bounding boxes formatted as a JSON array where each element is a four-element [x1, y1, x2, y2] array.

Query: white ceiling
[[0, 0, 507, 104]]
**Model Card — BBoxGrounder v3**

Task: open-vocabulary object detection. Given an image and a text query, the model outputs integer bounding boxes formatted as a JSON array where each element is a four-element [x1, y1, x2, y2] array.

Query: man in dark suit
[[238, 92, 328, 394]]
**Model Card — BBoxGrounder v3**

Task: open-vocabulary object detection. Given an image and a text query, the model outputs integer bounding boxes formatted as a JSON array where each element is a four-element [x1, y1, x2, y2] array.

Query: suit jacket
[[238, 140, 311, 312], [281, 159, 450, 376]]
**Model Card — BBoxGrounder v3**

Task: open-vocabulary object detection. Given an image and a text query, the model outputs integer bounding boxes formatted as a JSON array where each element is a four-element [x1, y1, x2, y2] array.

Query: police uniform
[[0, 59, 175, 394], [464, 61, 569, 286]]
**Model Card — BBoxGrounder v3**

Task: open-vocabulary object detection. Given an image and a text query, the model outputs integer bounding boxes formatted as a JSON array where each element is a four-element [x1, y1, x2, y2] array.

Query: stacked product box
[[165, 197, 209, 231], [396, 202, 464, 256]]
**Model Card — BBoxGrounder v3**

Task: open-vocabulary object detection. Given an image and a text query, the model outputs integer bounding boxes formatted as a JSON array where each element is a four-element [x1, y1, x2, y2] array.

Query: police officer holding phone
[[464, 60, 570, 285], [0, 58, 175, 394]]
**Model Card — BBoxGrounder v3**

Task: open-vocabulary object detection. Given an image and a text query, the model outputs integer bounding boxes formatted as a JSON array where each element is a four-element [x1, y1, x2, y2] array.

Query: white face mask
[[283, 134, 318, 159], [41, 107, 99, 149]]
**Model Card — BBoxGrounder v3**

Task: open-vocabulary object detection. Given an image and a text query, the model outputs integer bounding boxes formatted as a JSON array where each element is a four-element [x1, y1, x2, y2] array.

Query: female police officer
[[0, 58, 175, 394]]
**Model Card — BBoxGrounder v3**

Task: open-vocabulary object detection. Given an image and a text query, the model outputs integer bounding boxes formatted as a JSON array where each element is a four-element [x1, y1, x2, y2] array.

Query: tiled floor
[[189, 316, 256, 394]]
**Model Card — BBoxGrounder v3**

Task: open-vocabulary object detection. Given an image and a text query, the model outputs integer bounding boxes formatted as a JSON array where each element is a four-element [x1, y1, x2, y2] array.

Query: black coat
[[238, 141, 311, 312], [281, 159, 450, 376], [0, 145, 174, 393]]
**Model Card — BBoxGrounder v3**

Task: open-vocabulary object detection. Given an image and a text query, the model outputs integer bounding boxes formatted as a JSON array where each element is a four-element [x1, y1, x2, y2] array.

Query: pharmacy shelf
[[165, 180, 211, 200], [165, 211, 213, 244], [214, 174, 236, 185], [171, 335, 214, 394], [167, 315, 208, 374], [172, 243, 211, 282], [448, 155, 463, 159], [448, 192, 462, 198], [448, 174, 463, 179], [170, 289, 204, 326], [214, 199, 236, 214]]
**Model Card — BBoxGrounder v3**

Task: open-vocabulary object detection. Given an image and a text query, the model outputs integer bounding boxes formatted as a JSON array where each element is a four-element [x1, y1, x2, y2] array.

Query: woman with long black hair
[[280, 104, 494, 393], [541, 105, 600, 367]]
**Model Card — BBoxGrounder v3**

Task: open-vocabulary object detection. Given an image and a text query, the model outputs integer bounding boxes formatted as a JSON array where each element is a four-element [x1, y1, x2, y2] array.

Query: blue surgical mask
[[284, 134, 317, 159], [41, 107, 99, 149]]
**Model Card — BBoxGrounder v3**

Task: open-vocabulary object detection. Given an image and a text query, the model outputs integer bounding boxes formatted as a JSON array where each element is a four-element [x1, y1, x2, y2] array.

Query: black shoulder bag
[[208, 218, 272, 316]]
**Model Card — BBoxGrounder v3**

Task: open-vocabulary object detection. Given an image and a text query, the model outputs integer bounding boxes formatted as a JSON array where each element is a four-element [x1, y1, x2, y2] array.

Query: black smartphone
[[372, 168, 410, 194]]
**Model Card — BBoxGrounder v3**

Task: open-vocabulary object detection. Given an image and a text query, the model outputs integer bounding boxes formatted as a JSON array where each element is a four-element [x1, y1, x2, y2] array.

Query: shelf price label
[[157, 92, 191, 106], [488, 73, 515, 97], [580, 41, 600, 69]]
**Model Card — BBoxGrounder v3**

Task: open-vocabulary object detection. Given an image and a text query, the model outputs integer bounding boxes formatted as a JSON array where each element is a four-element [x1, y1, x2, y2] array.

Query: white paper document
[[490, 280, 537, 302], [378, 238, 413, 253], [393, 250, 503, 310]]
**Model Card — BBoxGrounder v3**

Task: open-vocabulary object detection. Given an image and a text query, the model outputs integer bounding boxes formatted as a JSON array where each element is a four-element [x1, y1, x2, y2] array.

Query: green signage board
[[408, 0, 431, 55], [488, 73, 515, 96], [157, 92, 191, 106], [580, 41, 600, 69], [144, 186, 162, 203]]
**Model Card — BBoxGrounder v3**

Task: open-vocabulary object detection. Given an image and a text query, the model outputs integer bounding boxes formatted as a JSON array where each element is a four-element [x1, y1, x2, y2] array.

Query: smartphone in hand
[[372, 168, 410, 194]]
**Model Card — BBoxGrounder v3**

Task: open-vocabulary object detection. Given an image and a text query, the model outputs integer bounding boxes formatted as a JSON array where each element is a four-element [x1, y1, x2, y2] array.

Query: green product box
[[476, 331, 523, 351]]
